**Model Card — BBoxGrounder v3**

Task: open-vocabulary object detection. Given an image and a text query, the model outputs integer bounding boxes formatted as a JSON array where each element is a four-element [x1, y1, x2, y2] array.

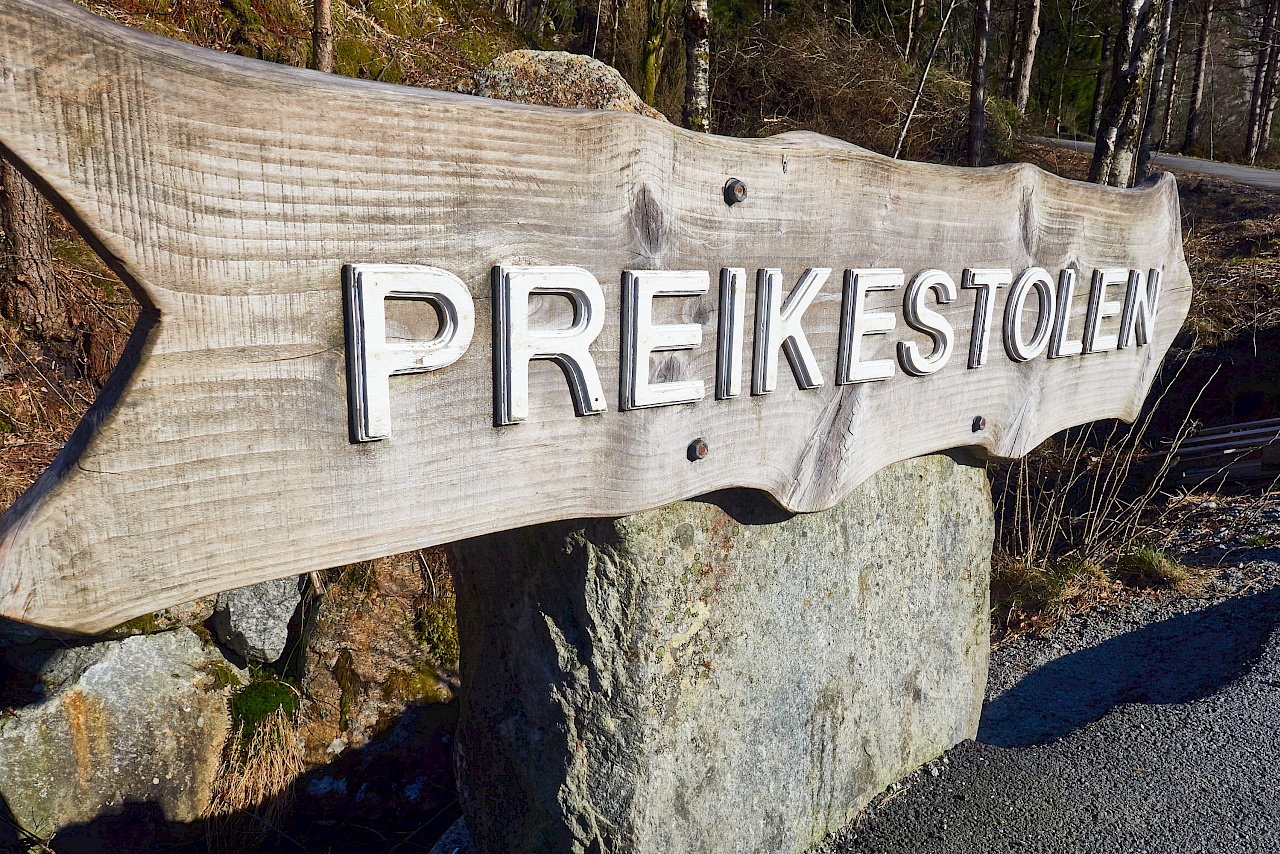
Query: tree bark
[[1182, 0, 1213, 152], [0, 158, 69, 340], [1090, 0, 1163, 186], [1003, 0, 1024, 98], [642, 0, 678, 105], [906, 0, 920, 56], [1246, 0, 1277, 162], [1089, 26, 1113, 136], [683, 0, 711, 132], [1136, 0, 1174, 179], [969, 0, 992, 165], [1013, 0, 1042, 112], [1252, 0, 1280, 159], [1159, 26, 1181, 148], [312, 0, 333, 73]]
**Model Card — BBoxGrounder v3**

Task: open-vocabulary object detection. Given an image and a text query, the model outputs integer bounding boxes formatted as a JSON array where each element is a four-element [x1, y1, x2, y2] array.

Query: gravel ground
[[818, 544, 1280, 853]]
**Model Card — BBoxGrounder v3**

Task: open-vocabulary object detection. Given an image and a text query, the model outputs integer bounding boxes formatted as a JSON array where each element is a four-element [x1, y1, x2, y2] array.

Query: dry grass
[[712, 16, 1017, 163], [205, 708, 307, 853]]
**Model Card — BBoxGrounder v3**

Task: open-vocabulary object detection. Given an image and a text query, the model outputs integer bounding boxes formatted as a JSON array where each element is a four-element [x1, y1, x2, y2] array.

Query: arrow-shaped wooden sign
[[0, 0, 1190, 633]]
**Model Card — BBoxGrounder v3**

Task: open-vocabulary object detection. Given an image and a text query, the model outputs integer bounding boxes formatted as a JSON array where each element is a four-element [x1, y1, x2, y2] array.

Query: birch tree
[[683, 0, 711, 132], [1090, 0, 1164, 186], [1181, 0, 1212, 151]]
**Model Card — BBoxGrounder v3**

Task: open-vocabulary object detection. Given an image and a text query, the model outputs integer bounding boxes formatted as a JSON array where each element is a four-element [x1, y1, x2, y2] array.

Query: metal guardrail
[[1157, 417, 1280, 484]]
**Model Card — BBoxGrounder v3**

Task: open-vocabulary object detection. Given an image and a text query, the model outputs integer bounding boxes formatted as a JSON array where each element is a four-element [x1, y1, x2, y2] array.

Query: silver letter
[[493, 265, 607, 426], [1003, 267, 1056, 362], [1084, 268, 1127, 353], [716, 268, 747, 399], [962, 268, 1012, 368], [345, 264, 475, 443], [1118, 268, 1162, 348], [1048, 268, 1083, 358], [752, 268, 830, 394], [837, 268, 902, 384], [621, 269, 709, 409], [897, 269, 955, 377]]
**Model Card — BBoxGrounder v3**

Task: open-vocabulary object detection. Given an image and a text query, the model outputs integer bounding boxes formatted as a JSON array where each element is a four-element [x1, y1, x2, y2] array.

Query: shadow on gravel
[[978, 587, 1280, 747]]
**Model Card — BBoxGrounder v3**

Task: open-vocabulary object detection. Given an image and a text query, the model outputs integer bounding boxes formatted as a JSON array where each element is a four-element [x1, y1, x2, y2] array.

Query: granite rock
[[0, 628, 244, 837], [212, 575, 305, 664], [448, 454, 993, 854], [465, 50, 667, 121]]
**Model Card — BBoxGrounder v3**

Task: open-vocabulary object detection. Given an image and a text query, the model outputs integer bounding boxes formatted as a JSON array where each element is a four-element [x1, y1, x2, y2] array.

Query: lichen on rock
[[465, 50, 668, 121], [0, 628, 245, 838]]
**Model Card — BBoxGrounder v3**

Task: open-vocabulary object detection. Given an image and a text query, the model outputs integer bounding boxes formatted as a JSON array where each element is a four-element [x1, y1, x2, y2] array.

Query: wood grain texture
[[0, 0, 1191, 632]]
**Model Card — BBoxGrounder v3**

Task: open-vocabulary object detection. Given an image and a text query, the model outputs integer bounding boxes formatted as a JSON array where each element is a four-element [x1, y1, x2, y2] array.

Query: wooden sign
[[0, 0, 1191, 633]]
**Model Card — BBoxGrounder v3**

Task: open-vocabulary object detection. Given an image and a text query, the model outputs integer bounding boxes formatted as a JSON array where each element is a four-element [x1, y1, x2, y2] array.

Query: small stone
[[212, 575, 305, 664]]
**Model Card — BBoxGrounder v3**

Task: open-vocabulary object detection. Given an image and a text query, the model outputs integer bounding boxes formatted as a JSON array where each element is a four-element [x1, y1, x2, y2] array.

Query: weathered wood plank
[[0, 0, 1191, 632]]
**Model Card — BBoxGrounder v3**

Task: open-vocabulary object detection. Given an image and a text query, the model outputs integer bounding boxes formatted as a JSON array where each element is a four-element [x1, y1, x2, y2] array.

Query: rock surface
[[448, 453, 993, 854], [0, 628, 243, 837], [212, 575, 305, 664], [465, 50, 667, 121]]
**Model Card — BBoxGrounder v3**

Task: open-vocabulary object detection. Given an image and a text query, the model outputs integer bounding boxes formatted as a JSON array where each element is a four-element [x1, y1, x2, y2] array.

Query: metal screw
[[723, 178, 747, 206], [972, 416, 986, 432], [688, 438, 709, 461]]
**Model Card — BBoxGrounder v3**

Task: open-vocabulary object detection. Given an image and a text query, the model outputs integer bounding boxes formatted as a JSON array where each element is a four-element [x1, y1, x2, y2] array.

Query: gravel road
[[818, 550, 1280, 853]]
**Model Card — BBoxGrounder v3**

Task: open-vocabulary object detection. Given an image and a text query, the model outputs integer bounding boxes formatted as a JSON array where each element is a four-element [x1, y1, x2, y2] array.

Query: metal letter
[[345, 264, 475, 443], [837, 268, 902, 384], [621, 269, 710, 409], [716, 268, 747, 399], [1118, 268, 1163, 348], [1048, 268, 1084, 358], [1003, 267, 1056, 362], [493, 265, 607, 426], [752, 268, 830, 394], [1084, 268, 1127, 353], [897, 269, 955, 377], [962, 268, 1012, 368]]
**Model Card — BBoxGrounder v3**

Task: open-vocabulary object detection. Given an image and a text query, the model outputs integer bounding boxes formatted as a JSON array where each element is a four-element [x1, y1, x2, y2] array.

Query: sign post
[[0, 0, 1190, 633]]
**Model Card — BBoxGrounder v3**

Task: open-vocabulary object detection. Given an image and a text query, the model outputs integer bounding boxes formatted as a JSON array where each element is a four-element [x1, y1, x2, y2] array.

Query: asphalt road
[[818, 558, 1280, 854], [1036, 137, 1280, 193]]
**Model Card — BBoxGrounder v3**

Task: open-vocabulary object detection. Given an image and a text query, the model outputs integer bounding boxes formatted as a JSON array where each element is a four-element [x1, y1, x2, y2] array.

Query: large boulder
[[448, 454, 993, 854], [464, 50, 667, 121], [0, 627, 244, 838], [211, 575, 305, 664]]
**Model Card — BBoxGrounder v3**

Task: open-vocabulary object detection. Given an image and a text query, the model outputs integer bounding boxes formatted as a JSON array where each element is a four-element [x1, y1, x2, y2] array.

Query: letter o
[[1004, 267, 1056, 362]]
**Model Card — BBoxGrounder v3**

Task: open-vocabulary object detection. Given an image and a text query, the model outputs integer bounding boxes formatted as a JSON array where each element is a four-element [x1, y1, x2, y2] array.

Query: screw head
[[723, 178, 747, 205], [972, 416, 986, 433], [688, 438, 709, 461]]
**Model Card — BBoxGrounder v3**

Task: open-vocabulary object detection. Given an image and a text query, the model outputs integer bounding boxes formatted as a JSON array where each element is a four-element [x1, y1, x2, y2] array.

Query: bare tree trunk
[[643, 0, 678, 105], [905, 0, 920, 56], [895, 0, 959, 158], [1013, 0, 1042, 112], [1090, 0, 1164, 186], [1089, 26, 1113, 135], [1182, 0, 1213, 152], [1264, 28, 1280, 155], [312, 0, 333, 73], [909, 0, 926, 57], [0, 158, 69, 340], [1246, 0, 1277, 162], [683, 0, 711, 132], [1052, 0, 1076, 136], [969, 0, 992, 165], [1003, 0, 1024, 98], [1136, 0, 1173, 179], [1160, 26, 1181, 148]]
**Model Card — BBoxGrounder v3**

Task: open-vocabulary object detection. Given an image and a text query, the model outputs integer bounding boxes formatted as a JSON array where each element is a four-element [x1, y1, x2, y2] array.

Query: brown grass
[[205, 709, 307, 853]]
